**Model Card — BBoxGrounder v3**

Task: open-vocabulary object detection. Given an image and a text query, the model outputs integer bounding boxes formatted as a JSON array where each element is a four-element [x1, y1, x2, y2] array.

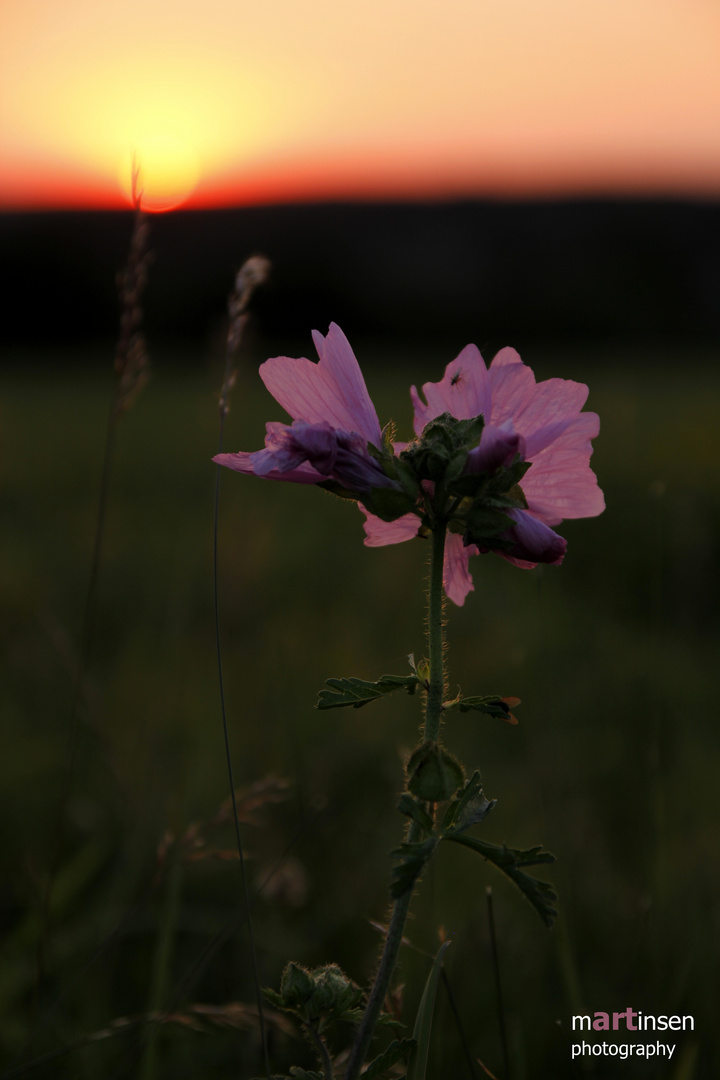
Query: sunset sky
[[1, 0, 719, 210]]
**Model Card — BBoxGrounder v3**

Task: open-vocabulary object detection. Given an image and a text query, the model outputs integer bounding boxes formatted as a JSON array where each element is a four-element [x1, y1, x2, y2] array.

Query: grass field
[[1, 346, 718, 1078]]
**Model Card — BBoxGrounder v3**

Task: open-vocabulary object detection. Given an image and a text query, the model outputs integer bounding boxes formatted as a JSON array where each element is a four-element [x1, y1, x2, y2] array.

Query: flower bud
[[280, 962, 315, 1009], [407, 741, 465, 802]]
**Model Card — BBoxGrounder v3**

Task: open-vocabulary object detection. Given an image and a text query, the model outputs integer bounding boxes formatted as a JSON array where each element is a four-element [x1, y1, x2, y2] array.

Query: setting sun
[[119, 135, 200, 213]]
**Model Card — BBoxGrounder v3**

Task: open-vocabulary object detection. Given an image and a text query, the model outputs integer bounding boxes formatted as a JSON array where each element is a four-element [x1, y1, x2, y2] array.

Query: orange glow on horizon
[[1, 0, 719, 210]]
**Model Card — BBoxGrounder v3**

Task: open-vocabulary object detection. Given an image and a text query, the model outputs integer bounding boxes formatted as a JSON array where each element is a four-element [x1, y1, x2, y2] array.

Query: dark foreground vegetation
[[1, 344, 718, 1078]]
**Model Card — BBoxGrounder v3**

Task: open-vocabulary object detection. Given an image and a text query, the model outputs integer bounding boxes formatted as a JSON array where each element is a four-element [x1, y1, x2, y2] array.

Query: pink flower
[[363, 344, 604, 606], [214, 323, 394, 494]]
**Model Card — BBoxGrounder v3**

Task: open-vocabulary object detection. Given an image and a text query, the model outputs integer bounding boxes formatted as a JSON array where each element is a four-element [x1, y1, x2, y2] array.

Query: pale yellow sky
[[1, 0, 719, 207]]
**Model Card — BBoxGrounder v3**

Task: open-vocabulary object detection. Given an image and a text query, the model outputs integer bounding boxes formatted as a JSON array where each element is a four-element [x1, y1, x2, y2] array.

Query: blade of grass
[[140, 842, 184, 1080], [406, 940, 451, 1080]]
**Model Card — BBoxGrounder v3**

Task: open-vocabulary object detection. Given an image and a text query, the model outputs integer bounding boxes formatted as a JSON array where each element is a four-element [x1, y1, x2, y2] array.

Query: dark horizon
[[3, 196, 719, 360]]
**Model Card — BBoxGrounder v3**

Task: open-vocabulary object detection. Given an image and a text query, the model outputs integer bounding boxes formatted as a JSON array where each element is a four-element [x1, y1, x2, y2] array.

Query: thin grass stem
[[208, 256, 271, 1076], [486, 887, 510, 1080], [140, 843, 184, 1080], [440, 969, 480, 1080], [213, 416, 270, 1078]]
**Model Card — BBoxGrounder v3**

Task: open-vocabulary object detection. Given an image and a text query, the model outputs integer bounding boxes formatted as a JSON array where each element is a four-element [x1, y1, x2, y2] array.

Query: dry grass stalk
[[114, 161, 152, 417], [219, 254, 271, 418]]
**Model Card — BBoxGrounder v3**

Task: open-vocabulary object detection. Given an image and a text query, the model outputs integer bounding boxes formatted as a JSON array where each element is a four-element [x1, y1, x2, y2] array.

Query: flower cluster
[[214, 324, 604, 604]]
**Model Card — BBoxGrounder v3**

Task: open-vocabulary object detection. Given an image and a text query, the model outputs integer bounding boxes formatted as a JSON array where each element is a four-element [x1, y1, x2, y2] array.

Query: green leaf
[[375, 1013, 407, 1032], [408, 653, 430, 687], [397, 793, 434, 836], [444, 694, 518, 723], [441, 771, 496, 833], [317, 673, 420, 710], [442, 834, 557, 927], [362, 1038, 416, 1079], [406, 941, 451, 1080], [390, 839, 438, 899], [262, 987, 285, 1009]]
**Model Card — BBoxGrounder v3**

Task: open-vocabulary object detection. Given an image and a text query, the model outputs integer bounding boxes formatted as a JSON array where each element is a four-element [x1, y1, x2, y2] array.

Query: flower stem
[[304, 1022, 335, 1080], [424, 492, 447, 744], [343, 514, 448, 1080], [342, 865, 416, 1080]]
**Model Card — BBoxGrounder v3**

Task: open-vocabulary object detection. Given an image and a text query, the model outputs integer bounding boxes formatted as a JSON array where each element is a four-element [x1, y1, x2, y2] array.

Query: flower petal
[[485, 348, 536, 425], [465, 421, 525, 473], [488, 350, 591, 443], [522, 414, 605, 523], [213, 451, 323, 484], [361, 509, 420, 547], [444, 532, 477, 606], [259, 323, 382, 446], [499, 510, 567, 567], [410, 344, 490, 435]]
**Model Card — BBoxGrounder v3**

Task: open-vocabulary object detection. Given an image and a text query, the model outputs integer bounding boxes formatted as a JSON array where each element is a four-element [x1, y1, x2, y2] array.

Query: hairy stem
[[305, 1022, 335, 1080], [424, 491, 447, 743], [342, 848, 416, 1080], [343, 515, 448, 1080]]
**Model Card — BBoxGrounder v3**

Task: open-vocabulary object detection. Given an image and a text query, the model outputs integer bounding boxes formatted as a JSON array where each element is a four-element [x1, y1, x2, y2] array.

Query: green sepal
[[400, 412, 485, 484], [441, 771, 496, 833], [503, 482, 528, 509], [318, 475, 419, 523], [407, 741, 465, 802], [380, 421, 398, 455], [463, 502, 514, 544], [311, 965, 364, 1019], [390, 454, 422, 500], [362, 1038, 416, 1079], [390, 838, 438, 898], [445, 472, 490, 499], [444, 694, 517, 722], [280, 963, 315, 1009], [416, 412, 483, 450], [495, 457, 532, 488], [317, 478, 361, 502], [442, 833, 557, 927], [361, 486, 419, 523], [444, 449, 472, 486], [368, 428, 420, 500], [317, 673, 420, 710], [398, 793, 434, 836]]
